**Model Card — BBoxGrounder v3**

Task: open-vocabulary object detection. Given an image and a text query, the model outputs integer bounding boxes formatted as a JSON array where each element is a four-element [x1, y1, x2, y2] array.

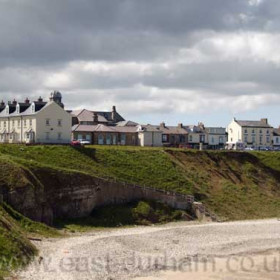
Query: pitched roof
[[70, 108, 125, 123], [117, 120, 139, 127], [273, 128, 280, 136], [235, 120, 272, 128], [0, 101, 48, 117], [72, 124, 138, 133]]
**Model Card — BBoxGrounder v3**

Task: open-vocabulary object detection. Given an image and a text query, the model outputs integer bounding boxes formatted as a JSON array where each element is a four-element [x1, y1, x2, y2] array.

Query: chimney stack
[[25, 98, 30, 104], [261, 118, 268, 125], [12, 99, 17, 105], [0, 100, 4, 106], [160, 122, 165, 128], [38, 96, 43, 102], [112, 105, 117, 122], [178, 123, 183, 128], [93, 112, 98, 124]]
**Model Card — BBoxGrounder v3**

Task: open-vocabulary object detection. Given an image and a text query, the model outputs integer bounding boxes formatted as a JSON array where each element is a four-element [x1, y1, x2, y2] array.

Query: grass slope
[[0, 203, 60, 279], [0, 145, 279, 221]]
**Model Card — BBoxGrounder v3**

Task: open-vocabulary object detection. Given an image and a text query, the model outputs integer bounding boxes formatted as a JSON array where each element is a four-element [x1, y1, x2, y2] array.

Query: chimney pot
[[12, 99, 17, 105], [38, 96, 43, 102], [160, 122, 165, 128], [25, 98, 30, 104], [261, 118, 268, 125], [178, 123, 183, 128]]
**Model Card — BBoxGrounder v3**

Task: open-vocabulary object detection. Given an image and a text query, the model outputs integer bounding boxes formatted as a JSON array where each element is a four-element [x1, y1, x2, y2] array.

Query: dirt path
[[18, 219, 280, 280]]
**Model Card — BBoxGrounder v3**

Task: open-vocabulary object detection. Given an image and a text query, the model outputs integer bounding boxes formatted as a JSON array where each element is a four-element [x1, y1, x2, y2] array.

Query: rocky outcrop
[[1, 166, 194, 225]]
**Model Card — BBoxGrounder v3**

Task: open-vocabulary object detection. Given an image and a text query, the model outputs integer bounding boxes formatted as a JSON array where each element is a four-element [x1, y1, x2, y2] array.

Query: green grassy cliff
[[0, 203, 59, 279], [0, 144, 280, 221]]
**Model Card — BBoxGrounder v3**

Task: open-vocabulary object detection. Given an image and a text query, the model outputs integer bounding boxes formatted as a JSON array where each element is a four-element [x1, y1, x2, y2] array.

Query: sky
[[0, 0, 280, 127]]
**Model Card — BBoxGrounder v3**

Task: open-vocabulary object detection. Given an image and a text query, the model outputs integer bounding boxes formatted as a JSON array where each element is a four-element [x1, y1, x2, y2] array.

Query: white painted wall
[[35, 102, 72, 144]]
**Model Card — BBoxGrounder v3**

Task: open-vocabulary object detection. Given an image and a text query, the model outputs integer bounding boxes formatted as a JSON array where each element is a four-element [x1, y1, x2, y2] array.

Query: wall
[[227, 120, 242, 144], [138, 131, 162, 147], [36, 102, 72, 144]]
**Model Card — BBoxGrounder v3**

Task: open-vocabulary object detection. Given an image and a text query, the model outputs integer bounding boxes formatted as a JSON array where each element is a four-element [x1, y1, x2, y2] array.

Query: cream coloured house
[[0, 92, 71, 144], [137, 125, 163, 147], [205, 127, 226, 149], [227, 118, 273, 149]]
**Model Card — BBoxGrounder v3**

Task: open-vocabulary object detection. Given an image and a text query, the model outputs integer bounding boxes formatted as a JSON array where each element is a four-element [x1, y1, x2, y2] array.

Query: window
[[57, 133, 62, 140], [252, 136, 255, 143], [162, 134, 168, 142], [45, 132, 50, 140], [260, 130, 262, 134], [98, 134, 104, 145], [200, 135, 205, 143], [29, 119, 32, 126], [267, 130, 270, 135], [244, 136, 248, 143], [121, 133, 126, 145], [244, 129, 248, 134], [276, 137, 279, 144], [219, 136, 224, 143], [46, 119, 50, 126], [180, 135, 185, 143], [189, 135, 193, 142], [31, 104, 35, 113], [266, 136, 270, 143], [113, 135, 117, 145], [58, 119, 62, 126], [211, 137, 214, 143], [4, 121, 6, 128], [252, 129, 255, 134], [12, 120, 14, 127], [24, 120, 27, 127], [260, 136, 262, 144], [106, 134, 111, 145]]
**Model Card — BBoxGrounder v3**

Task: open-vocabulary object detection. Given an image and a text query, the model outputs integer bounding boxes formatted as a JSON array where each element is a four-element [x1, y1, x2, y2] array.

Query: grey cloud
[[0, 0, 267, 67], [0, 0, 280, 121]]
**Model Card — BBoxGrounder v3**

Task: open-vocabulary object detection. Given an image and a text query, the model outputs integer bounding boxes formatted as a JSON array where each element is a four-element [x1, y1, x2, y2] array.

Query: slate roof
[[72, 124, 138, 133], [70, 108, 125, 124], [273, 128, 280, 136], [117, 120, 139, 127], [235, 120, 272, 128]]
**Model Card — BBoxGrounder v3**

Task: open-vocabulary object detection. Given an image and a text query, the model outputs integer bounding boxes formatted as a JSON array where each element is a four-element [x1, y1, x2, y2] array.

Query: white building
[[273, 128, 280, 147], [0, 92, 71, 144], [205, 127, 227, 149], [227, 118, 273, 149], [137, 125, 163, 147]]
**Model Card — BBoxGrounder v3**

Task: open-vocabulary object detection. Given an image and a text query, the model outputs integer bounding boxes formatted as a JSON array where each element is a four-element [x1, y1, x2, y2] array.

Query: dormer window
[[31, 103, 35, 113], [5, 106, 9, 114], [16, 104, 20, 114]]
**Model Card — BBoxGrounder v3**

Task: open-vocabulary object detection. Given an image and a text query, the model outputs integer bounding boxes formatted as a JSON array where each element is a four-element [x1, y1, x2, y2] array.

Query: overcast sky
[[0, 0, 280, 126]]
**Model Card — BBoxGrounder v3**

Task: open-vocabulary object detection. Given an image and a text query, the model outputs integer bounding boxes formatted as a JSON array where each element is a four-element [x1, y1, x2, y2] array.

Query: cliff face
[[1, 166, 193, 225]]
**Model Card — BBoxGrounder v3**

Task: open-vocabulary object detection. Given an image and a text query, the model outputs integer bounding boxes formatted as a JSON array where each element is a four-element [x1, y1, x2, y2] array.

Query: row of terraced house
[[0, 92, 279, 149]]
